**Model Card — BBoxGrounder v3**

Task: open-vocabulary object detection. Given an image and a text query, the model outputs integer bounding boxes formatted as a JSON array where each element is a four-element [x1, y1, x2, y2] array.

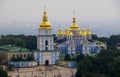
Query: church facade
[[56, 16, 106, 55]]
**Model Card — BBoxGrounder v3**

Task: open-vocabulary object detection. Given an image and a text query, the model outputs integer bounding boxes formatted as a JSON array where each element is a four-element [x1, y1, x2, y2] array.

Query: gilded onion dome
[[70, 16, 80, 30], [57, 29, 63, 36], [86, 27, 91, 35], [40, 9, 51, 29], [64, 29, 68, 36], [68, 29, 73, 36], [80, 28, 86, 36], [66, 29, 69, 36]]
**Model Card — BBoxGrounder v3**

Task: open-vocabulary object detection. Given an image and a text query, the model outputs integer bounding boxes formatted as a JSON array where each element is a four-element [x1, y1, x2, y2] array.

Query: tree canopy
[[0, 35, 37, 50], [0, 68, 8, 77], [76, 49, 120, 77]]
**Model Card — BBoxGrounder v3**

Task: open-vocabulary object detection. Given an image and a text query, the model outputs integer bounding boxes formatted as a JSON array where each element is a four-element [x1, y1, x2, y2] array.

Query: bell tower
[[35, 7, 59, 65], [37, 8, 54, 51]]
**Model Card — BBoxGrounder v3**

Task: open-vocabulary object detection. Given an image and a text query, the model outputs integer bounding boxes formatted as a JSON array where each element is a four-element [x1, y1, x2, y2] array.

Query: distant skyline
[[0, 0, 120, 37]]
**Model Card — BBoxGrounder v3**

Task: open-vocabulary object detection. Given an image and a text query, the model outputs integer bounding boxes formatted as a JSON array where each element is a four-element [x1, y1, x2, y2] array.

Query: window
[[37, 58, 39, 60], [24, 54, 26, 57], [45, 30, 48, 34], [28, 54, 29, 57], [45, 47, 48, 50], [17, 54, 19, 58], [20, 54, 22, 58], [45, 40, 48, 45], [13, 54, 15, 58]]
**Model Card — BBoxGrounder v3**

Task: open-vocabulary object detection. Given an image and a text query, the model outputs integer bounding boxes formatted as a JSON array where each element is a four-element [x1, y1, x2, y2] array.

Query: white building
[[34, 9, 59, 65], [9, 61, 37, 68]]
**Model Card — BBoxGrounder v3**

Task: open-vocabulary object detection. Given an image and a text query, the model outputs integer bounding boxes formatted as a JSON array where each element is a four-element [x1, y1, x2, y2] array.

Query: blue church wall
[[74, 40, 82, 51], [58, 39, 104, 55], [90, 42, 99, 53], [60, 46, 68, 54]]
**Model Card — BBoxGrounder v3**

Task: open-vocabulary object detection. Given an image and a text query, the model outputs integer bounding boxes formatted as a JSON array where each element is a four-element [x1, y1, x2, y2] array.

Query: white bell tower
[[35, 8, 59, 65]]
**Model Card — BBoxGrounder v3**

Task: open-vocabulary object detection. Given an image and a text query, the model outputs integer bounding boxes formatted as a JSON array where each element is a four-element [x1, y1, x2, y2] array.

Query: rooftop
[[0, 45, 30, 52]]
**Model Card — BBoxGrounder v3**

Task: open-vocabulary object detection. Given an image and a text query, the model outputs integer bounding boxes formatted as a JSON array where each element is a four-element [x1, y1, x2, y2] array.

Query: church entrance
[[45, 60, 49, 65]]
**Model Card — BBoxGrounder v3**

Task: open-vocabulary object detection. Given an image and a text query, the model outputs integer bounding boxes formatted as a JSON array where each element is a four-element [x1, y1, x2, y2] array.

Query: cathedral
[[34, 8, 106, 65]]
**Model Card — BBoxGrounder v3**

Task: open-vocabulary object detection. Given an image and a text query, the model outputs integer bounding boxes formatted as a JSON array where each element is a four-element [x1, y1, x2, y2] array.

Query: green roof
[[0, 45, 30, 52], [33, 49, 58, 52], [94, 40, 105, 45]]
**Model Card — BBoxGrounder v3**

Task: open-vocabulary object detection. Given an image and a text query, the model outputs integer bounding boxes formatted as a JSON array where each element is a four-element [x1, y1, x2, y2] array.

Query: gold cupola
[[86, 27, 91, 35], [40, 8, 51, 29], [64, 29, 68, 36], [70, 16, 80, 30], [80, 28, 86, 36], [68, 29, 73, 36], [57, 29, 63, 36]]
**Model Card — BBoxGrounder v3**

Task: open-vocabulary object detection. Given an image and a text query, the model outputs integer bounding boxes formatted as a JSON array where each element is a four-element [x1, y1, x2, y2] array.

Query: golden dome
[[66, 29, 70, 36], [68, 29, 73, 36], [80, 28, 86, 36], [40, 9, 51, 29], [64, 29, 68, 36], [70, 16, 80, 30], [57, 29, 63, 36], [86, 27, 91, 35]]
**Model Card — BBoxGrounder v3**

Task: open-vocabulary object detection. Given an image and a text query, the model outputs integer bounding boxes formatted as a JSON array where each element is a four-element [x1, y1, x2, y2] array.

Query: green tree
[[76, 49, 120, 77], [64, 54, 71, 61], [92, 34, 98, 40], [75, 54, 85, 63], [7, 64, 14, 71], [0, 68, 8, 77]]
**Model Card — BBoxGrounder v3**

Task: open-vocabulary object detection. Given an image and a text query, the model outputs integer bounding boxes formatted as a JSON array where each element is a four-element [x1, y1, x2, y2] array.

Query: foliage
[[64, 54, 71, 61], [92, 34, 98, 40], [7, 64, 14, 71], [76, 49, 120, 77], [0, 52, 5, 63], [98, 34, 120, 50], [0, 68, 8, 77], [75, 54, 85, 63], [0, 35, 37, 50]]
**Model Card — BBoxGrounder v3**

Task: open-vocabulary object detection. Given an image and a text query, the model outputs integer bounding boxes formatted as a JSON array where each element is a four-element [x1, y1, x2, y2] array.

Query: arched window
[[45, 40, 48, 45]]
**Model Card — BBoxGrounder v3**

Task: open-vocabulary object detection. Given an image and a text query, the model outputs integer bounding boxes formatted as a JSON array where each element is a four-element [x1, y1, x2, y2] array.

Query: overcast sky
[[0, 0, 120, 37]]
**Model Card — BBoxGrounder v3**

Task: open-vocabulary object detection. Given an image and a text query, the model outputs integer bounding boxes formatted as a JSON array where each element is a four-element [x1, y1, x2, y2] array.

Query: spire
[[70, 11, 79, 30], [43, 5, 48, 22], [86, 26, 91, 35], [39, 6, 51, 29], [73, 11, 76, 23]]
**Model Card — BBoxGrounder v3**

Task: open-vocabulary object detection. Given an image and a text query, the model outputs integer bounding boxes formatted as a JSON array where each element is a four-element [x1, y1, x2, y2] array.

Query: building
[[34, 9, 59, 65], [0, 45, 34, 61], [56, 15, 106, 55], [9, 61, 37, 68]]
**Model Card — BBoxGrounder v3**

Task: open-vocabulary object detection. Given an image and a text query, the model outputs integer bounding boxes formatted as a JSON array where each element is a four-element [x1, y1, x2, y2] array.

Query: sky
[[0, 0, 120, 37]]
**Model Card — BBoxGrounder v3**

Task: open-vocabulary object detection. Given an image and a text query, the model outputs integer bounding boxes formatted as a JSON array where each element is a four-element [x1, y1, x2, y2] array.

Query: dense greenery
[[96, 34, 120, 50], [0, 34, 119, 50], [7, 64, 14, 71], [0, 52, 5, 63], [64, 54, 71, 61], [76, 49, 120, 77], [0, 35, 37, 50], [0, 68, 8, 77], [0, 34, 57, 50]]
